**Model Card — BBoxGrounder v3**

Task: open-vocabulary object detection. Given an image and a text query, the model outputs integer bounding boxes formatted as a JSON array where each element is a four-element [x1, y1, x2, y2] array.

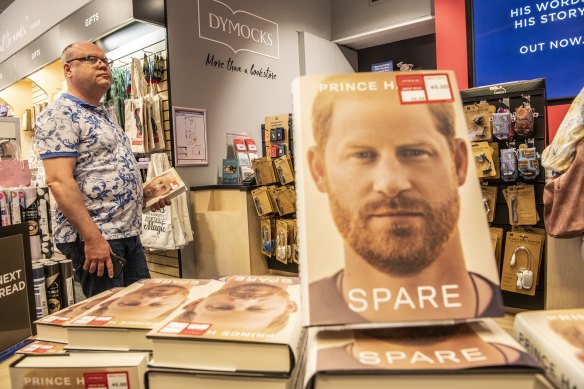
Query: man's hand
[[149, 197, 172, 212], [83, 236, 114, 278]]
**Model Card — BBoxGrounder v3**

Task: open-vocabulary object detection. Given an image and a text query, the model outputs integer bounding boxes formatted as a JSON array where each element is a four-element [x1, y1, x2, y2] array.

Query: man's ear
[[288, 301, 298, 313], [453, 138, 468, 186], [63, 63, 72, 79], [307, 146, 328, 193]]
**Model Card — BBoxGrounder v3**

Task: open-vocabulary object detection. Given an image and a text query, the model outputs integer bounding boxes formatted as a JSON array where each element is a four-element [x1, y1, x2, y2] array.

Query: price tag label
[[84, 371, 129, 389], [397, 73, 454, 104], [107, 372, 129, 388]]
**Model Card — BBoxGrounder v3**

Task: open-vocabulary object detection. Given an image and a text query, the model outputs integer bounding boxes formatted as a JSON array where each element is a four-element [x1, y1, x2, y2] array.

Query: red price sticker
[[396, 73, 454, 104], [84, 371, 129, 389]]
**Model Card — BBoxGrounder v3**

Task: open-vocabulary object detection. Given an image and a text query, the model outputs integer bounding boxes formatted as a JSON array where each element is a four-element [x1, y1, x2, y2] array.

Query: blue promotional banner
[[473, 0, 584, 99]]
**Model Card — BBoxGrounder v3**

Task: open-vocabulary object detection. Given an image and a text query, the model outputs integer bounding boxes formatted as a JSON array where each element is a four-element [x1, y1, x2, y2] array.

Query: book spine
[[44, 261, 63, 314], [10, 188, 23, 224], [32, 262, 49, 319], [58, 259, 75, 308], [36, 187, 54, 259], [514, 316, 584, 389], [0, 190, 10, 225]]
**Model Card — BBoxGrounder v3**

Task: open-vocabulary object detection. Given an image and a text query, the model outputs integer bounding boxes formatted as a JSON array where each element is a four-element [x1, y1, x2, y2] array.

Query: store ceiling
[[0, 0, 15, 14]]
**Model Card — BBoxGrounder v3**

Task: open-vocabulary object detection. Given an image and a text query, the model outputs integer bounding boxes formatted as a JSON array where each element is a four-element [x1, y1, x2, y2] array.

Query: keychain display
[[486, 142, 501, 180], [500, 147, 518, 182], [511, 246, 534, 290], [472, 142, 497, 178], [500, 231, 544, 296], [481, 185, 498, 223], [260, 218, 275, 257], [464, 102, 493, 141], [514, 96, 535, 138], [462, 82, 546, 308], [492, 112, 514, 141], [517, 143, 539, 180], [503, 184, 538, 226]]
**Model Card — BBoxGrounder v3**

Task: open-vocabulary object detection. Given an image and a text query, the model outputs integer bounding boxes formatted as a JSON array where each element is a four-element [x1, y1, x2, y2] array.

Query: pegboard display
[[257, 113, 298, 275], [461, 78, 548, 311]]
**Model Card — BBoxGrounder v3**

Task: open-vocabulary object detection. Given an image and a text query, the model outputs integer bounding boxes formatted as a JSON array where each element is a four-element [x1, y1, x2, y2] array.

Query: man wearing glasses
[[34, 41, 168, 297]]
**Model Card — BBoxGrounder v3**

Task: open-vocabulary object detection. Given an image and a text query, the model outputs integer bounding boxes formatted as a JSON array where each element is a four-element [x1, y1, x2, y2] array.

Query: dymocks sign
[[198, 0, 279, 59]]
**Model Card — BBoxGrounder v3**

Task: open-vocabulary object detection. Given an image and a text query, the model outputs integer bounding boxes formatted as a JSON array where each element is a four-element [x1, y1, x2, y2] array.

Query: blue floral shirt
[[35, 93, 143, 244]]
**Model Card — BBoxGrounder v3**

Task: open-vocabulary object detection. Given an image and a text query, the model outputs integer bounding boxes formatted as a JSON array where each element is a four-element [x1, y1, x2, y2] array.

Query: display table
[[0, 354, 20, 387], [190, 185, 268, 278], [0, 315, 555, 388]]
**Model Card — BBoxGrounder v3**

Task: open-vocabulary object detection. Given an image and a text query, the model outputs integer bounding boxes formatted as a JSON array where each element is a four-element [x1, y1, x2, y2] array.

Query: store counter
[[190, 185, 267, 279]]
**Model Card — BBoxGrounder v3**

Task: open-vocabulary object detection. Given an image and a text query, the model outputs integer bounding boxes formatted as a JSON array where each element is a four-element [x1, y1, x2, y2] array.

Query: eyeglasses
[[66, 55, 113, 67]]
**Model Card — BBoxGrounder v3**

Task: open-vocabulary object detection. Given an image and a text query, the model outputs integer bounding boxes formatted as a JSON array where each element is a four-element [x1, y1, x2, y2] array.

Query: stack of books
[[292, 70, 543, 388], [146, 275, 305, 388], [34, 287, 123, 344], [12, 276, 305, 389], [11, 279, 211, 389], [514, 308, 584, 388], [11, 352, 150, 389], [62, 279, 206, 351]]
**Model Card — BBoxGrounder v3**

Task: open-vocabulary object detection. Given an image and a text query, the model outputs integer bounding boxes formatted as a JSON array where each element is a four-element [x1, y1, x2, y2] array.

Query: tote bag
[[141, 154, 177, 250], [148, 84, 166, 152], [140, 153, 193, 250], [544, 140, 584, 238], [125, 58, 149, 153]]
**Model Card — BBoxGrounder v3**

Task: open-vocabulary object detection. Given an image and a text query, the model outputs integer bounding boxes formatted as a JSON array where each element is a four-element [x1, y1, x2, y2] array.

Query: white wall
[[167, 0, 332, 188], [331, 0, 433, 42], [166, 0, 333, 277], [299, 31, 357, 76], [0, 0, 91, 62]]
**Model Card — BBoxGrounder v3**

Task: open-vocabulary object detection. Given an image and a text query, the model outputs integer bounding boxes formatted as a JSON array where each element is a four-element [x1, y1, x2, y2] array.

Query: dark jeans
[[57, 236, 151, 298]]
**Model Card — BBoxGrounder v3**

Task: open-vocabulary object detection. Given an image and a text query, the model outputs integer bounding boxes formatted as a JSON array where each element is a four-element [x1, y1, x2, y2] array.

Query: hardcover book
[[292, 71, 503, 327], [146, 369, 297, 389], [222, 158, 239, 184], [245, 138, 258, 152], [304, 319, 541, 389], [148, 275, 303, 374], [514, 308, 584, 389], [143, 167, 186, 211], [64, 279, 211, 351], [16, 340, 67, 355], [10, 352, 148, 389], [233, 138, 248, 152], [34, 288, 122, 343]]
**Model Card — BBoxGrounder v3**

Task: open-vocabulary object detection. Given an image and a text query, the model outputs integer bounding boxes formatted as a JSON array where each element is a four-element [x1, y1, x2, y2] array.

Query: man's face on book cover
[[102, 285, 188, 321], [310, 98, 467, 276], [144, 174, 174, 200], [182, 282, 295, 330]]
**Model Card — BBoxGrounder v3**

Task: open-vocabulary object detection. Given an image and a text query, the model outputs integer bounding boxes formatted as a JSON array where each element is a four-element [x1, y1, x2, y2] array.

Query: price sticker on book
[[21, 344, 55, 353], [84, 371, 129, 389], [159, 321, 189, 334], [107, 372, 129, 389], [396, 73, 454, 104], [424, 74, 453, 101]]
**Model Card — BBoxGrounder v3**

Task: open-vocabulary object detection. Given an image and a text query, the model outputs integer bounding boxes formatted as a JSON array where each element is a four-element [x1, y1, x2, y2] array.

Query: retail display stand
[[254, 113, 298, 275], [461, 79, 550, 311], [223, 132, 258, 184]]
